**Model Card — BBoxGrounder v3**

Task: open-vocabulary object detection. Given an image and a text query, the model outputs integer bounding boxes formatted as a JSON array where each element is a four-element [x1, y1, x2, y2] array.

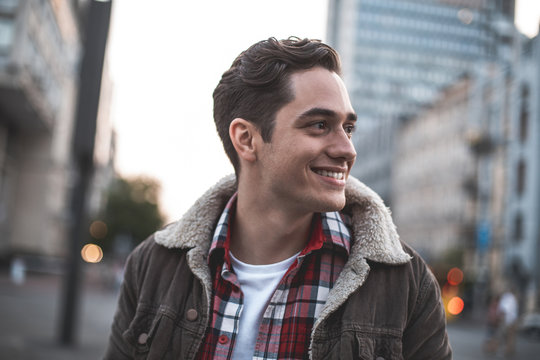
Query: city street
[[448, 319, 539, 359], [0, 271, 117, 360], [1, 272, 539, 359]]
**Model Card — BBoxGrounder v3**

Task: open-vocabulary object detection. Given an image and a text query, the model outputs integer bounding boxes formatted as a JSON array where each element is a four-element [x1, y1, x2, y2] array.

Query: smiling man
[[105, 37, 452, 360]]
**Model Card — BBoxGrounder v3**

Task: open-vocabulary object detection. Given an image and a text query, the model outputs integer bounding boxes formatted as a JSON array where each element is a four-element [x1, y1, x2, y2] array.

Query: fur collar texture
[[154, 174, 411, 331]]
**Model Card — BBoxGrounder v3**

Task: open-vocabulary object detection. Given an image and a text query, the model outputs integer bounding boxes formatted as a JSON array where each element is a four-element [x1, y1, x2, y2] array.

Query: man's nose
[[327, 129, 357, 161]]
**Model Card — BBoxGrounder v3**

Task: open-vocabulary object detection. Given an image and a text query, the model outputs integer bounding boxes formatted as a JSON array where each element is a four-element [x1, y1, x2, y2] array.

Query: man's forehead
[[290, 68, 348, 95], [286, 68, 354, 114]]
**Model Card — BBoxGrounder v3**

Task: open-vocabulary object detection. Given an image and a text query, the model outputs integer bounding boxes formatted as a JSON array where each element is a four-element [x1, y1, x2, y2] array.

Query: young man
[[105, 37, 452, 359]]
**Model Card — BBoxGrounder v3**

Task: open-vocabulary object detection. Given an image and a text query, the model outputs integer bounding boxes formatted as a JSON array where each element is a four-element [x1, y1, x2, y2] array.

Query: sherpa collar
[[154, 174, 411, 265]]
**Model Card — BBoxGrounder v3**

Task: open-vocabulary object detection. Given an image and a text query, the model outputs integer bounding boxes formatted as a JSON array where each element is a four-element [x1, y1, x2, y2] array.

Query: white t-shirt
[[498, 291, 518, 325], [229, 251, 299, 360]]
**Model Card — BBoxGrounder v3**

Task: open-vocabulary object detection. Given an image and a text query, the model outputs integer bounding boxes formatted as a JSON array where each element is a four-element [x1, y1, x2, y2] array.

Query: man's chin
[[315, 196, 346, 213]]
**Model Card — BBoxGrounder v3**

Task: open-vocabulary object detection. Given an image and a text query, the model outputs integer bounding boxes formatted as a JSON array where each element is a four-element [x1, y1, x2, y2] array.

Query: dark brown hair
[[213, 37, 342, 174]]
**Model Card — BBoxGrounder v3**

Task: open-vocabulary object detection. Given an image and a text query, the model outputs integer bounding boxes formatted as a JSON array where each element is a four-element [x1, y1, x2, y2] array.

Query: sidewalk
[[0, 271, 118, 360], [447, 317, 539, 359]]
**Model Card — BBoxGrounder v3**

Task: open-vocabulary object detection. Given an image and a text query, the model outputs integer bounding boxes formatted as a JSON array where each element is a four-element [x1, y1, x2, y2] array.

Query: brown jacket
[[104, 175, 452, 359]]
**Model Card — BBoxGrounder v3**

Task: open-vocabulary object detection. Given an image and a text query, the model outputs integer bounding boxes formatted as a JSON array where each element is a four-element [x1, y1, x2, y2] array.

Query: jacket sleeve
[[103, 248, 141, 359], [402, 266, 452, 359]]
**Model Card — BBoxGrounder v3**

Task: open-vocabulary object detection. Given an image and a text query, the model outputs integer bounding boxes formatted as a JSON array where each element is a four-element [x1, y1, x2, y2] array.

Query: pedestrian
[[498, 289, 519, 357], [104, 37, 452, 359], [483, 288, 519, 357]]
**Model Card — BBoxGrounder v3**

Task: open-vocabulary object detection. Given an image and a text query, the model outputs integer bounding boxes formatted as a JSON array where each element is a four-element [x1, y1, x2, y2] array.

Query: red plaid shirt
[[197, 194, 351, 359]]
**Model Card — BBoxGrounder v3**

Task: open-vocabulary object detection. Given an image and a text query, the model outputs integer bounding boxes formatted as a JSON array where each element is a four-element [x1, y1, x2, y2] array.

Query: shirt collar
[[208, 192, 237, 266], [208, 193, 351, 264]]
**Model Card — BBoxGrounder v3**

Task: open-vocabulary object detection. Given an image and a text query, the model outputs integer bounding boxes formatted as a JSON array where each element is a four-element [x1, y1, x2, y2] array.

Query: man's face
[[255, 67, 357, 215]]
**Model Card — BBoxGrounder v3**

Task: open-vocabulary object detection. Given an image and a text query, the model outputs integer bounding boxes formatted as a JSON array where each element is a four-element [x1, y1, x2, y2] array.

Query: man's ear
[[229, 118, 259, 163]]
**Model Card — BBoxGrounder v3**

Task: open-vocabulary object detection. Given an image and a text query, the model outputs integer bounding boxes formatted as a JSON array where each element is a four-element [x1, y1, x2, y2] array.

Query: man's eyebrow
[[298, 107, 357, 122]]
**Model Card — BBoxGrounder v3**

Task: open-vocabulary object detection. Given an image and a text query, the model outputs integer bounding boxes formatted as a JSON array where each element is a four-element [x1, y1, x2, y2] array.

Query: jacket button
[[186, 308, 198, 321], [138, 333, 148, 345]]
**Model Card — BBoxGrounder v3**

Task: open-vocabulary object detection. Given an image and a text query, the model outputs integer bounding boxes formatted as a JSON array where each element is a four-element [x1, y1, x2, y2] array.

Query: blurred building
[[327, 0, 516, 203], [503, 33, 540, 312], [392, 76, 475, 262], [0, 0, 114, 264], [392, 32, 540, 312], [391, 63, 513, 309]]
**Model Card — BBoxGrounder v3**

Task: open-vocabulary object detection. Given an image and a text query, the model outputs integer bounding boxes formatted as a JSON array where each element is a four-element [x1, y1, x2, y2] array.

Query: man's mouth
[[313, 169, 345, 180]]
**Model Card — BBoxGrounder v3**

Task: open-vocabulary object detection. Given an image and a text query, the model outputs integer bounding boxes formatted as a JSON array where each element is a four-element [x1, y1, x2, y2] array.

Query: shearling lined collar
[[154, 174, 411, 265]]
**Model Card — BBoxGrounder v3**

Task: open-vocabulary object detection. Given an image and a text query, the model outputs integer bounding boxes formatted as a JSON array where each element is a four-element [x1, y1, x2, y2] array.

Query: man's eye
[[313, 122, 327, 130], [344, 124, 356, 135]]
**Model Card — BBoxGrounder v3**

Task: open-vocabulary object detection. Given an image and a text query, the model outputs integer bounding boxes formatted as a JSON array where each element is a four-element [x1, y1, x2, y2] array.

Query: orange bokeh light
[[447, 267, 464, 286], [89, 220, 108, 239], [447, 296, 464, 315], [81, 243, 103, 263]]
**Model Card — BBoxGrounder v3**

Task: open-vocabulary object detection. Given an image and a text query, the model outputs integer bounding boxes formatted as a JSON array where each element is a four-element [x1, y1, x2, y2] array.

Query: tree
[[91, 175, 165, 255]]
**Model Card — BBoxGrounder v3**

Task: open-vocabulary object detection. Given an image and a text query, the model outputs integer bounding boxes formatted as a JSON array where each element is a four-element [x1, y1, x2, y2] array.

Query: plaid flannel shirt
[[197, 194, 351, 359]]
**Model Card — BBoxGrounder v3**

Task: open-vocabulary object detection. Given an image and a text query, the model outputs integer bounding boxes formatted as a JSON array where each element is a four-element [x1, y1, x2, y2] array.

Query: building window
[[0, 0, 19, 12], [519, 84, 529, 143], [513, 212, 523, 242], [516, 159, 526, 196], [0, 18, 15, 53]]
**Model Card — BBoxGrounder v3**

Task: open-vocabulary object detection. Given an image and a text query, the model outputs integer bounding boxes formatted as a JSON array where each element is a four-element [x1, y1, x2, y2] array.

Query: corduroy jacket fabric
[[104, 175, 452, 360]]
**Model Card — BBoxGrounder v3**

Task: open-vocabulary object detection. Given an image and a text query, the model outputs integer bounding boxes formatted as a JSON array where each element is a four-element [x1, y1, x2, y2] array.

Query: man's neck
[[229, 190, 314, 265]]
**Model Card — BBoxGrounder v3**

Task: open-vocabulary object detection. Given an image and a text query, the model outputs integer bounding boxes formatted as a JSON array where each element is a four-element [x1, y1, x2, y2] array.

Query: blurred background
[[1, 0, 540, 358]]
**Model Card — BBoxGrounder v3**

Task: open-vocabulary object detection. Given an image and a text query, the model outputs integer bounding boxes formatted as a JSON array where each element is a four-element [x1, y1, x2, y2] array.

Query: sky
[[108, 0, 540, 222]]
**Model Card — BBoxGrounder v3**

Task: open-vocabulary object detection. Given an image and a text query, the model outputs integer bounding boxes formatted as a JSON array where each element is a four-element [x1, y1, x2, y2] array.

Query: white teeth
[[315, 170, 344, 180]]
